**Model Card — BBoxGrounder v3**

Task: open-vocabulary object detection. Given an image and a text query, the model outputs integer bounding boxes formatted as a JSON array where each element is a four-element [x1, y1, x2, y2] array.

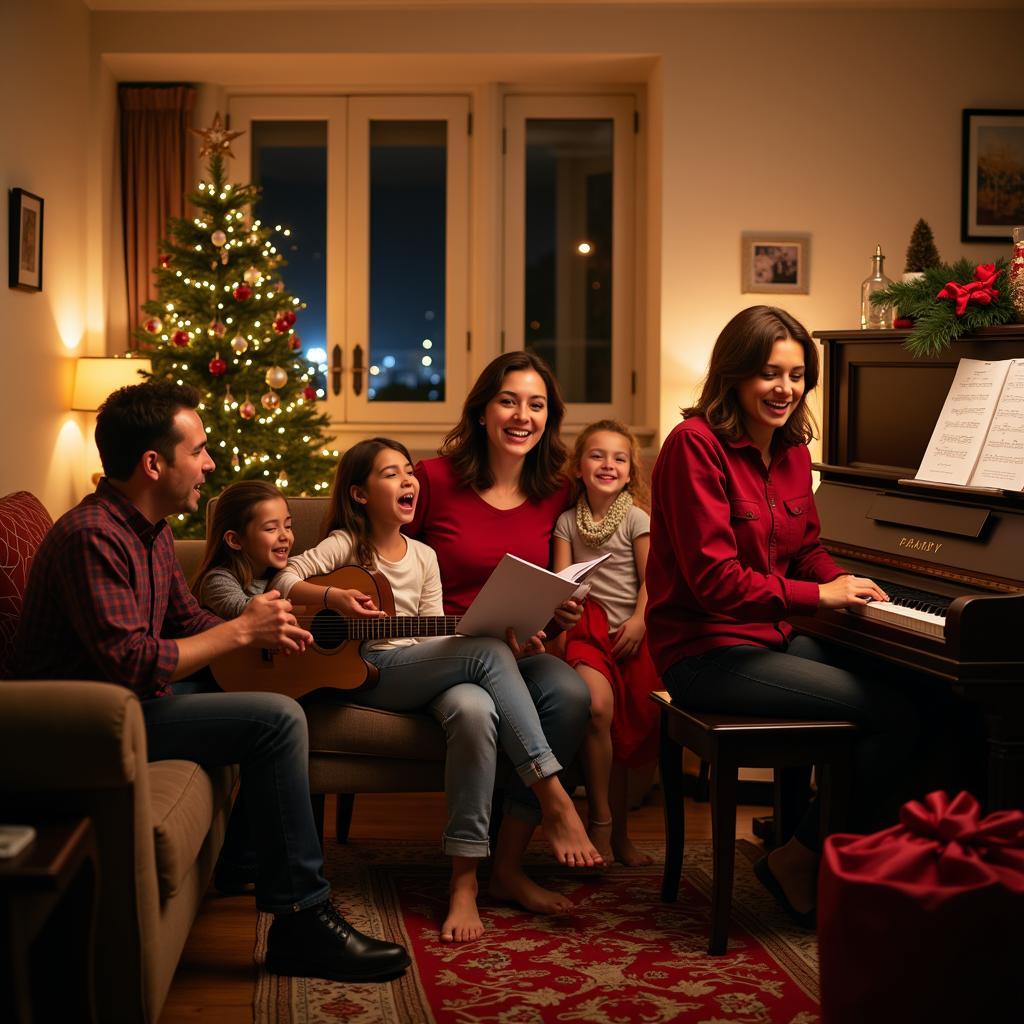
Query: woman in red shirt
[[647, 306, 922, 925], [408, 351, 599, 928]]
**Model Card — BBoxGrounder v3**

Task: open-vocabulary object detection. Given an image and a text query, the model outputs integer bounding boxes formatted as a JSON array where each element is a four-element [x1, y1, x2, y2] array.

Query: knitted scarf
[[575, 489, 632, 548]]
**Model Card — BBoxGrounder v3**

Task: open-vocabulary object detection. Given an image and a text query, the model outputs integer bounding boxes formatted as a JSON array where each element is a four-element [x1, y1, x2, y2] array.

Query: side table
[[0, 818, 98, 1024]]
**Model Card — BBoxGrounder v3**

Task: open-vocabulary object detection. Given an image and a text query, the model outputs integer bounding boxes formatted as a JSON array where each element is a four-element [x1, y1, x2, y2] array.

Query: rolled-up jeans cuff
[[261, 882, 332, 916], [515, 751, 562, 788], [442, 834, 491, 858]]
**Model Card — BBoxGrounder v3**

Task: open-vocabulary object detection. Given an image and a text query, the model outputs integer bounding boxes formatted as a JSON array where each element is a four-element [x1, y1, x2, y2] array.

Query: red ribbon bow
[[899, 790, 1024, 851], [936, 263, 1002, 316]]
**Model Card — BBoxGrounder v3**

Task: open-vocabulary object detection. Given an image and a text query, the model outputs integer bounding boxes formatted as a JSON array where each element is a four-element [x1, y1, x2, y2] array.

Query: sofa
[[204, 495, 450, 845], [0, 491, 236, 1024]]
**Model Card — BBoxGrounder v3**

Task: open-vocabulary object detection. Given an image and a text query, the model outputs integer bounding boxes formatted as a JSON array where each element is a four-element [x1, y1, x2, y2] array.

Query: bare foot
[[489, 868, 573, 915], [612, 835, 654, 867], [543, 801, 603, 867], [440, 885, 485, 943], [587, 820, 614, 863]]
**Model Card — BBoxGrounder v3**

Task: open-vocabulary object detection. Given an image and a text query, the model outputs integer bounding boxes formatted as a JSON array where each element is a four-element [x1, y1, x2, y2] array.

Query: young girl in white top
[[553, 420, 660, 866], [272, 438, 600, 943]]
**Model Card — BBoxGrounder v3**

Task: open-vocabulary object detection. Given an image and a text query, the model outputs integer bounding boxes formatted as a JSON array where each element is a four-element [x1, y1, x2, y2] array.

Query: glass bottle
[[860, 244, 894, 329]]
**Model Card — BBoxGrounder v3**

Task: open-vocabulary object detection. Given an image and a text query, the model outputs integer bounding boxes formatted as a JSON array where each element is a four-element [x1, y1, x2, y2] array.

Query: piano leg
[[979, 693, 1024, 811]]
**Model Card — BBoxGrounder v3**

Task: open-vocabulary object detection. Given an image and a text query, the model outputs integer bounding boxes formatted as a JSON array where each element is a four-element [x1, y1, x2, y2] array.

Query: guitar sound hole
[[310, 609, 346, 651]]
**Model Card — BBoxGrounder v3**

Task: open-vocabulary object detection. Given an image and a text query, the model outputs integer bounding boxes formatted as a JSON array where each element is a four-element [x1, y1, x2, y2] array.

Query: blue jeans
[[663, 636, 927, 849], [142, 691, 331, 915], [360, 641, 590, 856]]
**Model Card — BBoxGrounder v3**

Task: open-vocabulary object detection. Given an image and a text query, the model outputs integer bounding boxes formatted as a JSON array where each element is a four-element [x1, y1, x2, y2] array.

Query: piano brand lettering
[[898, 535, 943, 556]]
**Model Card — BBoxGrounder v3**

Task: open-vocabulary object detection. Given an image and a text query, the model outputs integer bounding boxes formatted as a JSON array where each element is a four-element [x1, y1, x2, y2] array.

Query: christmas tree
[[134, 114, 336, 537], [904, 219, 941, 273]]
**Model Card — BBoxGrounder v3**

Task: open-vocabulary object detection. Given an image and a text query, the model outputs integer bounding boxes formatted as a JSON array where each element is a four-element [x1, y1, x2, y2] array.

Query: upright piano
[[791, 326, 1024, 809]]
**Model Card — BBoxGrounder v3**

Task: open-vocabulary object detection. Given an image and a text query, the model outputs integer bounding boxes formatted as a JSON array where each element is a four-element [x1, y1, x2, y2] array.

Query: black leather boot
[[265, 899, 411, 982]]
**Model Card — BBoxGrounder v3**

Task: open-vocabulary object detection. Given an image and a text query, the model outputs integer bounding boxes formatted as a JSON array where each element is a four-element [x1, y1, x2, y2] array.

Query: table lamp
[[71, 355, 153, 411], [72, 355, 153, 484]]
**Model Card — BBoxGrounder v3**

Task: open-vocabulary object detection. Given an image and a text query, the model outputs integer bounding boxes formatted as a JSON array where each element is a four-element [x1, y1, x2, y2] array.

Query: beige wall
[[3, 2, 1022, 515], [0, 0, 96, 513]]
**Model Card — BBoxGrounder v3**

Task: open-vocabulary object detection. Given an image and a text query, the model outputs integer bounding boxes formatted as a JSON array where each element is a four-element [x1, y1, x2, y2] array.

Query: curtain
[[119, 84, 196, 349]]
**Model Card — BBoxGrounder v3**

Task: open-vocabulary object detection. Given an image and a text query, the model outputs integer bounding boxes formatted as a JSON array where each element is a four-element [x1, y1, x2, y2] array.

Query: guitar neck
[[340, 616, 460, 640]]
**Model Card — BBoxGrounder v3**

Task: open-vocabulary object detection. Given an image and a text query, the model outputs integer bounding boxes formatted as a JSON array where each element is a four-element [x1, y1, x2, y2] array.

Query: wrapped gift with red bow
[[818, 791, 1024, 1024]]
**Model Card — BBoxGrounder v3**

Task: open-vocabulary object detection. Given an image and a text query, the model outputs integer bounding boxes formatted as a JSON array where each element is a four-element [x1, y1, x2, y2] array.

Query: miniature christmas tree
[[904, 219, 941, 273], [134, 114, 335, 537]]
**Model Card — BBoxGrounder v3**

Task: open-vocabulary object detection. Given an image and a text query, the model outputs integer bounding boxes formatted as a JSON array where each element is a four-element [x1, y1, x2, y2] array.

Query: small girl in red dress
[[553, 419, 660, 865]]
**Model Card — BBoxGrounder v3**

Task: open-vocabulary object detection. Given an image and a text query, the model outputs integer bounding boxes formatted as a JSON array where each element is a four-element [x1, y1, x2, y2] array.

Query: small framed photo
[[8, 189, 44, 292], [740, 232, 810, 294], [961, 108, 1024, 242]]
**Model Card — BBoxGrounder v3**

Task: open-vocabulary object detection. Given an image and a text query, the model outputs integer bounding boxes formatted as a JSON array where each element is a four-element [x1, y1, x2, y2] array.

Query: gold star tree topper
[[191, 112, 245, 160]]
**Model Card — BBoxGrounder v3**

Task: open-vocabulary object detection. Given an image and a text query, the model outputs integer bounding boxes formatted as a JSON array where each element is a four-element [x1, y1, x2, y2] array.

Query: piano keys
[[789, 326, 1024, 809]]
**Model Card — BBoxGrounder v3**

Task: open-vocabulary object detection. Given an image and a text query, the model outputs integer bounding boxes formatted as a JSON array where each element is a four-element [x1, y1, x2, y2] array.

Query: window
[[503, 95, 637, 424]]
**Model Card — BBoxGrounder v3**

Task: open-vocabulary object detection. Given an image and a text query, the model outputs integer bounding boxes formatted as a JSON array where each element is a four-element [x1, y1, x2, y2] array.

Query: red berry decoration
[[233, 284, 252, 302], [288, 334, 302, 351], [171, 329, 190, 347], [208, 353, 227, 377], [303, 385, 317, 401], [273, 316, 289, 334]]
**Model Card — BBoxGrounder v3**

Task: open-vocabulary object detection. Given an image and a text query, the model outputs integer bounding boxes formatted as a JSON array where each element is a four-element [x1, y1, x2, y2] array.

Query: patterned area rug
[[254, 839, 819, 1023]]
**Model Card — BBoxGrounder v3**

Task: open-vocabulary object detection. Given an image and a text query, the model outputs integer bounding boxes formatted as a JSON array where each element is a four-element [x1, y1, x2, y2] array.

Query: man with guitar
[[12, 380, 410, 984]]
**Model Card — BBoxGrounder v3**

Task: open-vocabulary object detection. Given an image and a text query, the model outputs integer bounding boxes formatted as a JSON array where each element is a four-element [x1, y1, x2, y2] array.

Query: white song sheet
[[915, 359, 1014, 487], [970, 360, 1024, 490]]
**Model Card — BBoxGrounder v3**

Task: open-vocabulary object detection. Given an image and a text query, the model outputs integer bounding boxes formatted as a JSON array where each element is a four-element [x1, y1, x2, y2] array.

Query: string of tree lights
[[133, 114, 337, 537]]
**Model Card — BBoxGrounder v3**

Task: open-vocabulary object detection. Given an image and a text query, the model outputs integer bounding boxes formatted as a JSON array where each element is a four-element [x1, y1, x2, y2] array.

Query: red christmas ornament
[[288, 334, 302, 351], [159, 253, 172, 270], [303, 385, 317, 401], [272, 316, 289, 334], [208, 353, 227, 377], [143, 316, 163, 335], [171, 329, 191, 347], [282, 309, 297, 327], [233, 284, 252, 302]]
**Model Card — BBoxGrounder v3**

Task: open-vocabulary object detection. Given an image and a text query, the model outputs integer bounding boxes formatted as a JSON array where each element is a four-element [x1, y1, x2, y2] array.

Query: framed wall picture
[[8, 189, 44, 292], [740, 232, 810, 294], [961, 108, 1024, 242]]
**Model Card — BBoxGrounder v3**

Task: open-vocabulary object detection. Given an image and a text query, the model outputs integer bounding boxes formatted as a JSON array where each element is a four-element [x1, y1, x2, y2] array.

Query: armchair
[[0, 490, 235, 1023]]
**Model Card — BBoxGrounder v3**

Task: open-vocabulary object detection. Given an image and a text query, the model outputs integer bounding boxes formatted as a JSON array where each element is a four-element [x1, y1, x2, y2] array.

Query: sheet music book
[[915, 358, 1024, 491], [457, 552, 612, 641]]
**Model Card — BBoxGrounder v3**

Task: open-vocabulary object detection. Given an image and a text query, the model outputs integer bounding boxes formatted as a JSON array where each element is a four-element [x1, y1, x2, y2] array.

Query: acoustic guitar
[[210, 565, 460, 698]]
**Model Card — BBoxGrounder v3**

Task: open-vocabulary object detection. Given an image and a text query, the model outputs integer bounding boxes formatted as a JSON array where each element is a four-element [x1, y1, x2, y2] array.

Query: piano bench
[[651, 690, 856, 955]]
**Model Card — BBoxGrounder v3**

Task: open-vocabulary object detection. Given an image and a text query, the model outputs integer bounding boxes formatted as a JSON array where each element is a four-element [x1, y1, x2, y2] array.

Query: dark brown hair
[[191, 480, 287, 598], [322, 437, 414, 568], [569, 419, 650, 512], [683, 305, 819, 446], [95, 380, 200, 481], [439, 350, 568, 500]]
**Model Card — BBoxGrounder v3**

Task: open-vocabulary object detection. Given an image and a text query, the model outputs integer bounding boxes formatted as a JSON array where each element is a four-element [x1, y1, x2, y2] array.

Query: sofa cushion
[[306, 702, 447, 761], [0, 491, 53, 678], [149, 759, 235, 900]]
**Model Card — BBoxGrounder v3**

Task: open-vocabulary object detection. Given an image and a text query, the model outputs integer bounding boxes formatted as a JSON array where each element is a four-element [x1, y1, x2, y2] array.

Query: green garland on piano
[[869, 257, 1016, 357]]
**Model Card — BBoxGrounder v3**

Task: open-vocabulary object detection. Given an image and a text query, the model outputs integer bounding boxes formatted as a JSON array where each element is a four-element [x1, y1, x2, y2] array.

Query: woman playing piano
[[646, 305, 922, 926]]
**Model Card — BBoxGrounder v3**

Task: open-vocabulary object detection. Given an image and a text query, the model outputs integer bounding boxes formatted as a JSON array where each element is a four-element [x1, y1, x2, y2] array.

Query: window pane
[[524, 119, 613, 404], [251, 122, 328, 380], [367, 120, 447, 403]]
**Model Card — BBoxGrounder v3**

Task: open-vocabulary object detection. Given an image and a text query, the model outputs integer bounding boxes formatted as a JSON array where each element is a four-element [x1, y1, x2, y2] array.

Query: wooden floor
[[160, 789, 763, 1023]]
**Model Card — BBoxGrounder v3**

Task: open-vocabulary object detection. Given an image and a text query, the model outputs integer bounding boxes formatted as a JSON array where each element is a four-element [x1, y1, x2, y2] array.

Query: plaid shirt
[[12, 479, 221, 698]]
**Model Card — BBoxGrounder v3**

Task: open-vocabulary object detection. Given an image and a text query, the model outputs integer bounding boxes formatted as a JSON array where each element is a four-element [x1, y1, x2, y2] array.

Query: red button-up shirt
[[12, 479, 221, 698], [645, 415, 845, 675]]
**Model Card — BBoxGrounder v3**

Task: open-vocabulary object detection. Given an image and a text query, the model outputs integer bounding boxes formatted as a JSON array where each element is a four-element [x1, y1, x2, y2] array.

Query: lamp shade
[[72, 356, 153, 411]]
